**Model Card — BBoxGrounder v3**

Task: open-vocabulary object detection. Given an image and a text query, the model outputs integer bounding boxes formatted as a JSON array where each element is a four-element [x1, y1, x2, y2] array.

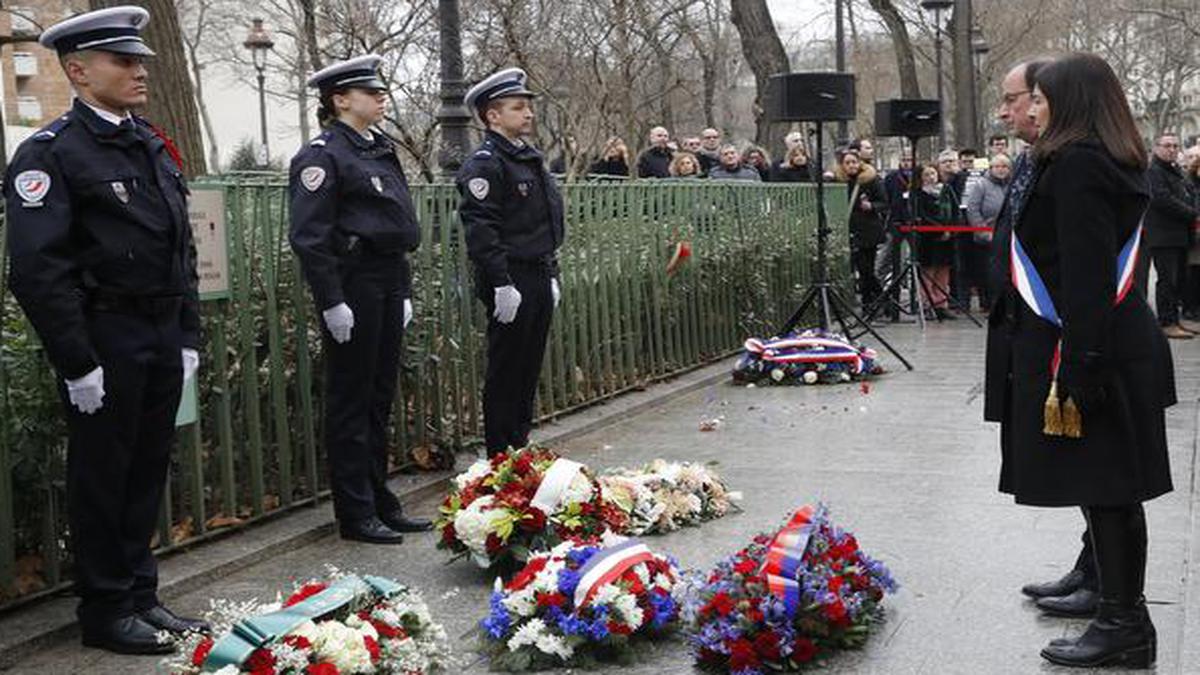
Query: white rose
[[454, 458, 492, 490]]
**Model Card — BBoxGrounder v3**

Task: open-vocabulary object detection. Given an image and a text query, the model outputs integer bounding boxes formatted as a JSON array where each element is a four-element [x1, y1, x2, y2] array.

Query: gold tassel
[[1043, 380, 1064, 436], [1061, 396, 1084, 438]]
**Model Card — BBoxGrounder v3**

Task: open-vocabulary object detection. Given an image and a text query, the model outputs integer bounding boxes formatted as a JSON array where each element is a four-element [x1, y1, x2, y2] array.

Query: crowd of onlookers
[[576, 125, 1200, 332]]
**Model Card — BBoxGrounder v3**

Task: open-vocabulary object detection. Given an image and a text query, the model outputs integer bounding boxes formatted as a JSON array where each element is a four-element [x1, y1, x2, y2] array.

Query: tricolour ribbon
[[573, 539, 657, 609], [744, 337, 873, 374], [760, 505, 816, 615]]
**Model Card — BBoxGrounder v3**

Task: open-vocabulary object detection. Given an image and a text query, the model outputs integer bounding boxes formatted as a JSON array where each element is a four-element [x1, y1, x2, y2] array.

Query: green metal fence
[[0, 178, 848, 608]]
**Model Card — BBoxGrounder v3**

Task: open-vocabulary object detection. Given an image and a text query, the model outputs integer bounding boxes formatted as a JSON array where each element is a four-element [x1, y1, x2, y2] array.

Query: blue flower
[[567, 546, 599, 567], [557, 612, 588, 636], [649, 593, 676, 627], [480, 592, 511, 640], [557, 569, 581, 598], [587, 618, 610, 641]]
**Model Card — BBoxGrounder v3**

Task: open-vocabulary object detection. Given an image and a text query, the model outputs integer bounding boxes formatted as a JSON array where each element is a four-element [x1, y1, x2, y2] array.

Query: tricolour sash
[[572, 539, 658, 609], [1009, 222, 1142, 437]]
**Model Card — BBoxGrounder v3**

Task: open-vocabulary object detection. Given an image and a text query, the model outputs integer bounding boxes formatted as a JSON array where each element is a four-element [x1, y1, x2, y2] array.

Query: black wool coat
[[989, 140, 1175, 507]]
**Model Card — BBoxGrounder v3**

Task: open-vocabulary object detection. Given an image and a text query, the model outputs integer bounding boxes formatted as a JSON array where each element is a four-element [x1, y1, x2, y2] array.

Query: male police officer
[[289, 55, 432, 544], [457, 68, 563, 457], [4, 6, 207, 654]]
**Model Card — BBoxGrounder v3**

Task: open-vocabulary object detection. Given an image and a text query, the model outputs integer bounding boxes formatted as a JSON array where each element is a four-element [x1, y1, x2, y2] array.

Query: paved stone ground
[[5, 320, 1198, 674]]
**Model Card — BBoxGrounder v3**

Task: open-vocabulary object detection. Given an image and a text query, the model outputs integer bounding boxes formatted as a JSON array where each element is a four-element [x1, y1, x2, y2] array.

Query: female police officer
[[289, 55, 431, 544]]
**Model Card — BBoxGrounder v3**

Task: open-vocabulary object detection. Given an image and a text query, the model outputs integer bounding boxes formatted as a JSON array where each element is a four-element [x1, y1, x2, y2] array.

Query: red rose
[[822, 598, 849, 626], [283, 582, 328, 608], [440, 522, 459, 547], [745, 606, 765, 624], [754, 631, 782, 661], [828, 576, 845, 593], [364, 635, 381, 662], [191, 637, 215, 667], [513, 453, 535, 476], [850, 573, 869, 591], [247, 647, 276, 674], [728, 638, 760, 670], [282, 634, 312, 650], [485, 532, 503, 553], [519, 507, 547, 532], [792, 637, 817, 662], [536, 592, 567, 608], [733, 558, 758, 576], [705, 592, 736, 617], [306, 664, 340, 675], [607, 620, 633, 636]]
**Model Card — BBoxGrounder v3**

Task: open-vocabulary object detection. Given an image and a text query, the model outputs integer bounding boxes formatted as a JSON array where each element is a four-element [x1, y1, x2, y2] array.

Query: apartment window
[[12, 52, 38, 78], [17, 96, 42, 121]]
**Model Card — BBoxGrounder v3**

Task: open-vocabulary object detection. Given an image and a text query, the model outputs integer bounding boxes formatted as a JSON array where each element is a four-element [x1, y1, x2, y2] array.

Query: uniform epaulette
[[33, 114, 72, 141], [474, 148, 493, 158], [310, 131, 334, 148]]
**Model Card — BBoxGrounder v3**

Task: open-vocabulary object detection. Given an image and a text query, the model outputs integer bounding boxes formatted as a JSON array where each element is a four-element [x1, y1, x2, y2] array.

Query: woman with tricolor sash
[[990, 53, 1175, 669]]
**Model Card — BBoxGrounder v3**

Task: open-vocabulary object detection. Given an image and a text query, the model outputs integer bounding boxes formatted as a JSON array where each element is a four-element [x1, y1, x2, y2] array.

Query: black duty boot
[[1039, 600, 1155, 668], [1036, 587, 1100, 617], [1022, 568, 1087, 599], [141, 605, 212, 634], [378, 508, 433, 533], [338, 516, 405, 544], [82, 615, 176, 655]]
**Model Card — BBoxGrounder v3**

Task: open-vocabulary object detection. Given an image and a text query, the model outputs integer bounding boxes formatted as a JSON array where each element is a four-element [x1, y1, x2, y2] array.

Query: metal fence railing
[[0, 177, 848, 609]]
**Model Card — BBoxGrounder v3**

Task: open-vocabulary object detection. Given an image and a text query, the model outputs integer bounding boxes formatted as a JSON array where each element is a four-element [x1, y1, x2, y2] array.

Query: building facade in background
[[1, 1, 82, 157]]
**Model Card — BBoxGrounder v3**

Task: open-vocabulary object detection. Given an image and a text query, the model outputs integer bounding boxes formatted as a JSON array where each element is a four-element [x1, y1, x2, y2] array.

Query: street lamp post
[[437, 0, 472, 176], [243, 18, 274, 168], [921, 0, 953, 149], [971, 26, 990, 152]]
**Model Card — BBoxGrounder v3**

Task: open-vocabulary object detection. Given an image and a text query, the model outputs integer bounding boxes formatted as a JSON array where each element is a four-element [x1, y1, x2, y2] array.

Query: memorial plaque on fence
[[188, 187, 230, 300]]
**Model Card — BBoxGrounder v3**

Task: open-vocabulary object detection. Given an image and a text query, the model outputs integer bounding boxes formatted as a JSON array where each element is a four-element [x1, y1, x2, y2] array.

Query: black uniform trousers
[[850, 245, 881, 306], [323, 255, 405, 522], [482, 261, 554, 456], [1151, 246, 1188, 326], [64, 302, 183, 628]]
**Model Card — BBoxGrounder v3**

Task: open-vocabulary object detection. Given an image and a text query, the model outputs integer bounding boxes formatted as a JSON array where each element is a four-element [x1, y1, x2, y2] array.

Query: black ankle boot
[[1040, 600, 1155, 668]]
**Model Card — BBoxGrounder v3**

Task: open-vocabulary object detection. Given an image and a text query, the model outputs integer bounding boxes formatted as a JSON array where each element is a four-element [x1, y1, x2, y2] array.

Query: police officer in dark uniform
[[3, 6, 207, 654], [289, 55, 432, 545], [457, 68, 564, 457]]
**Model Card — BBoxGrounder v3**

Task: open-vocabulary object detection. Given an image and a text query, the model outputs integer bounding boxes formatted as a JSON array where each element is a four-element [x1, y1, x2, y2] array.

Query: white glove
[[551, 278, 561, 309], [403, 299, 413, 329], [322, 302, 354, 343], [493, 285, 522, 324], [182, 348, 199, 382], [66, 366, 105, 414]]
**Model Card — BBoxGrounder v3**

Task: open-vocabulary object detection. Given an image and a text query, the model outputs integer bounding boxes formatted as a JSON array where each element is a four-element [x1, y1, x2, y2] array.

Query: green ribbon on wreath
[[202, 574, 404, 671]]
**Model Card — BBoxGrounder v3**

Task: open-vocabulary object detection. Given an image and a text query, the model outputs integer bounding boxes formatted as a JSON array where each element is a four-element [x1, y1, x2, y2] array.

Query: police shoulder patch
[[14, 170, 51, 204], [301, 166, 327, 192], [468, 177, 490, 200]]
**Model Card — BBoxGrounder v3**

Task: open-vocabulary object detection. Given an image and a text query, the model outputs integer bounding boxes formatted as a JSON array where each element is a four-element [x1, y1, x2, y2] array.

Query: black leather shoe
[[1022, 568, 1086, 599], [378, 508, 433, 533], [81, 615, 176, 655], [141, 605, 211, 634], [339, 516, 405, 544], [1040, 601, 1155, 668], [1036, 588, 1100, 618]]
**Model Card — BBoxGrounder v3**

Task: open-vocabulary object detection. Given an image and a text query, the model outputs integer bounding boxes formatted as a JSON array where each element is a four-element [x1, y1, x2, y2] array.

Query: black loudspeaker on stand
[[766, 74, 913, 371], [865, 99, 982, 329]]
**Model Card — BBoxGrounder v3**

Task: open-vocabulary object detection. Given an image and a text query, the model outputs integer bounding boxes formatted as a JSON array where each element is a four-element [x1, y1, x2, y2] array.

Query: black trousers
[[481, 262, 554, 456], [323, 257, 405, 522], [851, 245, 882, 307], [1084, 503, 1147, 606], [1151, 246, 1187, 325], [64, 306, 183, 628]]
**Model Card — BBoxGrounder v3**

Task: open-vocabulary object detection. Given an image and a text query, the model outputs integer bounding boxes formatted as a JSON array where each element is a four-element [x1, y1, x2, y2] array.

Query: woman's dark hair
[[317, 91, 339, 128], [1031, 53, 1147, 170]]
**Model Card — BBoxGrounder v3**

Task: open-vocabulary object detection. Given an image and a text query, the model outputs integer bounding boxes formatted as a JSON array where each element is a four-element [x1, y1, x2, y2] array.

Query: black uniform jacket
[[989, 139, 1175, 507], [4, 99, 199, 379], [288, 121, 422, 309], [456, 130, 564, 289], [1144, 155, 1197, 249]]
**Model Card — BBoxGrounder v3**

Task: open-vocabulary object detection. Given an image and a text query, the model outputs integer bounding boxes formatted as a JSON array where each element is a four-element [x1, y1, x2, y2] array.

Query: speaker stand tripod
[[863, 135, 982, 329], [777, 121, 913, 371]]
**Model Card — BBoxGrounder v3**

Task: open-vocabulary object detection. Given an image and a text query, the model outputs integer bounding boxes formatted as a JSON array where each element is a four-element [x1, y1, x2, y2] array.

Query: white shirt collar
[[359, 128, 374, 142], [78, 97, 133, 126]]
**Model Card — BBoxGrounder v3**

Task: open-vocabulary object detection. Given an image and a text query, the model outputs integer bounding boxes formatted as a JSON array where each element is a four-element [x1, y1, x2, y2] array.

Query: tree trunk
[[90, 0, 207, 176], [298, 0, 322, 72], [867, 0, 921, 98], [729, 0, 790, 147], [951, 0, 978, 150]]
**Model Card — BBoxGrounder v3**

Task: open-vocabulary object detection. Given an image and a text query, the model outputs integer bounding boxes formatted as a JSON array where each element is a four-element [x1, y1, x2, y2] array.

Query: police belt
[[88, 290, 183, 317]]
